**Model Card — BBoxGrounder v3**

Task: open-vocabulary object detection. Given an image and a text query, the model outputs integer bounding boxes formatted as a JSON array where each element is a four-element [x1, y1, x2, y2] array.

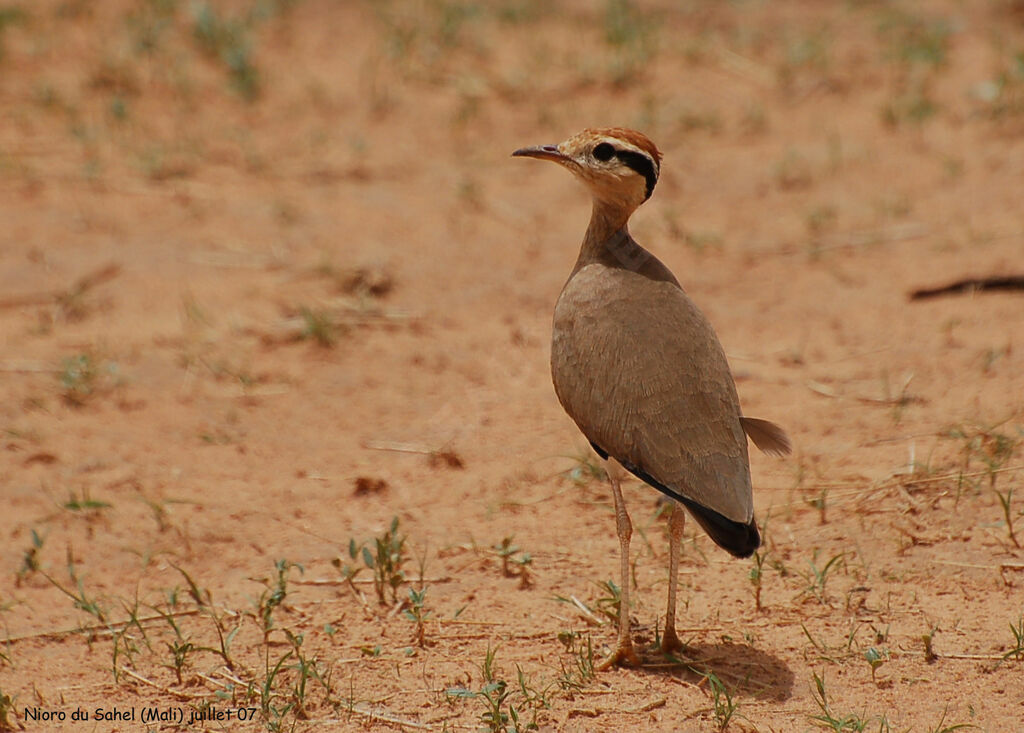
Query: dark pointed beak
[[511, 144, 565, 162]]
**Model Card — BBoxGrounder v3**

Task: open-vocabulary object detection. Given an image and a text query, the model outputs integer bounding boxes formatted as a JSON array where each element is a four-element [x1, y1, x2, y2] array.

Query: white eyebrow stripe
[[601, 139, 659, 174]]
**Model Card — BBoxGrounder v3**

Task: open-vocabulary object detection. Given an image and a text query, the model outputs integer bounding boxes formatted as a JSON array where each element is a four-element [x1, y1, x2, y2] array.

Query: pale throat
[[581, 195, 640, 260]]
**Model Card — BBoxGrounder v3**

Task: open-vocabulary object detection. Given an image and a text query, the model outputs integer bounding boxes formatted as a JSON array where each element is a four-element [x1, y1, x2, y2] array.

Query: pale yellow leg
[[660, 502, 687, 655], [597, 464, 640, 669]]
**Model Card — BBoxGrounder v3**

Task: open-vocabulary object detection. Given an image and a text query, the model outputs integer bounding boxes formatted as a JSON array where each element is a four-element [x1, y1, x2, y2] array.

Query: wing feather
[[552, 258, 755, 524]]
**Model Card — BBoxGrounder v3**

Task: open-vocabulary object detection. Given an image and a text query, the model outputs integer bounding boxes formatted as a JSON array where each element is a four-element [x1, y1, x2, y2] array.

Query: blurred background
[[2, 1, 1023, 730]]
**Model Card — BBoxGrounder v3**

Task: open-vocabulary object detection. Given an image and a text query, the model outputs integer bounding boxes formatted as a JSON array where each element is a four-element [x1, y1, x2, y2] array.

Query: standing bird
[[513, 128, 791, 668]]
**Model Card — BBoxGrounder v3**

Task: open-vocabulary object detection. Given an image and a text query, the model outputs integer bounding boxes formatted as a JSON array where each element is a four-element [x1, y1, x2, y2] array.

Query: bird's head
[[513, 127, 662, 214]]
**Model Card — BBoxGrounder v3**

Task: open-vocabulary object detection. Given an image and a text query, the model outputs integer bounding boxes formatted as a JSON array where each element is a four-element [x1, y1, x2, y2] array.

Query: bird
[[513, 128, 791, 668]]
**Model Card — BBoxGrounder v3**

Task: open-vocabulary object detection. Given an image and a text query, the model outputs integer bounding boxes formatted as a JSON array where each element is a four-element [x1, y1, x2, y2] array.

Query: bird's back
[[551, 242, 756, 549]]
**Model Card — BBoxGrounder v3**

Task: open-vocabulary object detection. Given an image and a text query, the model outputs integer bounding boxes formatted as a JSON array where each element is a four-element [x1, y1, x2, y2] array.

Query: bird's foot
[[659, 627, 687, 657], [596, 639, 641, 670]]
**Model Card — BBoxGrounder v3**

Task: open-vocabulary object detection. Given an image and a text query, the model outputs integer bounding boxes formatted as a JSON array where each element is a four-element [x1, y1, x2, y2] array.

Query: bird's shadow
[[635, 640, 794, 702]]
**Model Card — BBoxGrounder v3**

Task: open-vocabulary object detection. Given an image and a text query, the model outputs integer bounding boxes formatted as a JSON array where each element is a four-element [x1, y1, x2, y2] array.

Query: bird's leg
[[597, 468, 641, 670], [660, 502, 687, 655]]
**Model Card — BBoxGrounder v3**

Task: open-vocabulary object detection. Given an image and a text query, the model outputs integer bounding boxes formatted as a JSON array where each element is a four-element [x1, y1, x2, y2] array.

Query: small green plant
[[59, 353, 119, 405], [495, 537, 533, 588], [481, 643, 499, 683], [17, 528, 44, 582], [806, 487, 829, 524], [190, 1, 260, 100], [362, 516, 406, 605], [749, 549, 768, 611], [257, 559, 303, 640], [63, 489, 111, 513], [774, 147, 813, 190], [563, 450, 607, 485], [1003, 614, 1024, 662], [477, 679, 513, 732], [515, 665, 552, 716], [877, 9, 951, 68], [0, 6, 26, 61], [975, 49, 1024, 121], [496, 537, 520, 577], [283, 629, 324, 720], [705, 671, 738, 730], [556, 631, 595, 690], [798, 551, 846, 605], [298, 306, 339, 347], [806, 204, 838, 239], [444, 646, 541, 733], [149, 600, 207, 686], [593, 579, 624, 625], [43, 556, 107, 624], [166, 637, 196, 685], [0, 687, 17, 731], [109, 598, 148, 681], [863, 646, 889, 684], [402, 587, 432, 647], [260, 647, 296, 727], [881, 83, 938, 127], [810, 671, 885, 731], [927, 703, 979, 732], [948, 422, 1021, 491], [333, 537, 365, 594], [922, 624, 939, 663], [602, 0, 657, 87], [995, 487, 1021, 548], [207, 606, 241, 671]]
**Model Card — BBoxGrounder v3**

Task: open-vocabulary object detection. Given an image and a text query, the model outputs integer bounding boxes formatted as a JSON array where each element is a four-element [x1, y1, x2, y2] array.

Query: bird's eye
[[592, 142, 615, 161]]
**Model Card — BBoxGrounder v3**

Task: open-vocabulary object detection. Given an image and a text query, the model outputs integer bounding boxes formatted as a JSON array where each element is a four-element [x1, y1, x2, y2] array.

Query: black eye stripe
[[614, 149, 658, 200]]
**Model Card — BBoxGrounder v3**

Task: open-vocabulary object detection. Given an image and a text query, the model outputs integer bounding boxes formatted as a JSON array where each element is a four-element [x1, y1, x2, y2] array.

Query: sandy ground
[[2, 0, 1024, 730]]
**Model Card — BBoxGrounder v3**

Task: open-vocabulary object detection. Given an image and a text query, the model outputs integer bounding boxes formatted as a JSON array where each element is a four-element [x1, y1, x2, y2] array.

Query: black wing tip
[[604, 451, 760, 557], [683, 498, 760, 557], [723, 518, 761, 557]]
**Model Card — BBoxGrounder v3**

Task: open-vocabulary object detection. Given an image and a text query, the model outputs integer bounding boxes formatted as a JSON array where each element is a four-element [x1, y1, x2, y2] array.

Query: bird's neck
[[573, 198, 645, 274]]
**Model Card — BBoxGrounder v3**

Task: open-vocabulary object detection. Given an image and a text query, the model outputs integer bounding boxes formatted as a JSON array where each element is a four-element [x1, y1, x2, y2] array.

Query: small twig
[[806, 379, 922, 406], [215, 668, 248, 687], [292, 576, 452, 586], [188, 251, 278, 269], [910, 274, 1024, 300], [939, 652, 1008, 661], [0, 262, 121, 310], [433, 618, 504, 627], [196, 672, 230, 690], [1000, 563, 1024, 586], [762, 222, 928, 257], [569, 595, 605, 626], [363, 441, 438, 455], [806, 380, 839, 398], [0, 360, 59, 374], [901, 465, 1023, 487], [3, 609, 200, 645], [716, 48, 774, 87], [812, 222, 928, 254], [119, 666, 207, 701], [625, 697, 667, 713], [323, 705, 430, 730]]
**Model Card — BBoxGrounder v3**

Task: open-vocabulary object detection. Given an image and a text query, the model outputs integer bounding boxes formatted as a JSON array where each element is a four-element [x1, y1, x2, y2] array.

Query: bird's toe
[[659, 627, 687, 657], [596, 640, 641, 670]]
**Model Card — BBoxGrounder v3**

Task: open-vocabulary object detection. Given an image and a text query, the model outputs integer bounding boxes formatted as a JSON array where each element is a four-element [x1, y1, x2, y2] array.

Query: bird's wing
[[552, 263, 754, 524]]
